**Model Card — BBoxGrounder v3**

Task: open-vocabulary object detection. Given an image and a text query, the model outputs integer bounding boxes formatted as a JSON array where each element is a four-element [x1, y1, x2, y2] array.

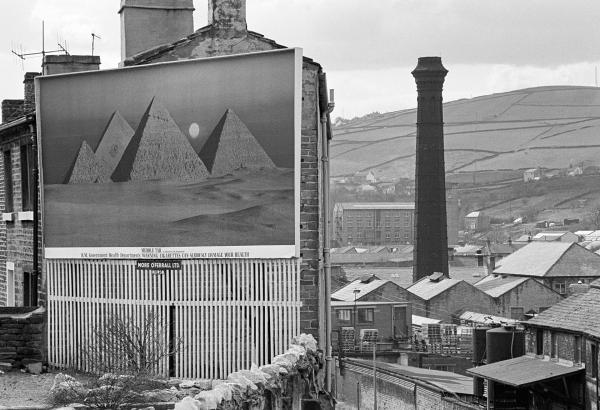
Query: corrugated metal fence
[[47, 259, 301, 379]]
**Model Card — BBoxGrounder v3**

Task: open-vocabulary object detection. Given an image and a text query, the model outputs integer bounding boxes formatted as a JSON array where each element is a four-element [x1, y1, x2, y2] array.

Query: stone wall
[[0, 307, 45, 367]]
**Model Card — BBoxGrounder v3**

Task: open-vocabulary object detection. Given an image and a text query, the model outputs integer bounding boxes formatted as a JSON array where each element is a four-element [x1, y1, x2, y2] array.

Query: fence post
[[357, 381, 361, 410]]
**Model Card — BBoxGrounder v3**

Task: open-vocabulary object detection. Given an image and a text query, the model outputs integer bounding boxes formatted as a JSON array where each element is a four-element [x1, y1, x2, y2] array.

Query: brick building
[[406, 272, 496, 323], [474, 274, 563, 320], [333, 202, 415, 246], [468, 282, 600, 409], [0, 56, 102, 308], [493, 241, 600, 295], [0, 0, 332, 378]]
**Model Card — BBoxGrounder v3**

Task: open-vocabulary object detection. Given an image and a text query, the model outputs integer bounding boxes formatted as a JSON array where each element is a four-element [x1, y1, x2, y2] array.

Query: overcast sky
[[2, 0, 600, 119]]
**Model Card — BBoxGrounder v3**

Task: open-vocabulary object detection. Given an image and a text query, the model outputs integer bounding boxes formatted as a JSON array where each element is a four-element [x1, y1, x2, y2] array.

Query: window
[[510, 307, 524, 320], [574, 336, 581, 364], [336, 309, 351, 321], [404, 233, 409, 241], [22, 271, 38, 307], [551, 333, 557, 359], [385, 232, 391, 240], [404, 219, 410, 227], [536, 329, 544, 355], [3, 149, 13, 213], [358, 308, 374, 323], [554, 282, 567, 295], [20, 143, 34, 212], [6, 262, 14, 306]]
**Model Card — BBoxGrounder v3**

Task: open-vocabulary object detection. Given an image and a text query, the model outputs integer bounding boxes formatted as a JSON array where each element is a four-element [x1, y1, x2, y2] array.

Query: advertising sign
[[37, 48, 302, 259]]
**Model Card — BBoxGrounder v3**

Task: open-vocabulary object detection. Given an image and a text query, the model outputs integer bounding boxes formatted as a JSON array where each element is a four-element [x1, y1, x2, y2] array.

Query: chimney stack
[[412, 57, 449, 282], [208, 0, 247, 38], [119, 0, 194, 61], [42, 55, 101, 76], [23, 72, 41, 114]]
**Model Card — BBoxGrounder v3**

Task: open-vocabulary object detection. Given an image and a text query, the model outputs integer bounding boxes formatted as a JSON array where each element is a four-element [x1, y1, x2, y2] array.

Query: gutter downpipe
[[30, 120, 39, 307], [319, 71, 335, 393]]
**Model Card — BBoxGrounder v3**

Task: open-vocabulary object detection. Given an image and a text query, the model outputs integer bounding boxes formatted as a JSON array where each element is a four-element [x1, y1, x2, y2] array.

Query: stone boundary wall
[[0, 306, 45, 368]]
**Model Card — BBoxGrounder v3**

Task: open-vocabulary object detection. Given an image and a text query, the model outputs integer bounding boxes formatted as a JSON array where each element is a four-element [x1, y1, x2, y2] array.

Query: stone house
[[468, 281, 600, 409], [474, 274, 563, 319], [464, 211, 490, 231], [406, 272, 496, 323], [493, 241, 600, 295], [331, 275, 421, 344], [0, 57, 102, 309]]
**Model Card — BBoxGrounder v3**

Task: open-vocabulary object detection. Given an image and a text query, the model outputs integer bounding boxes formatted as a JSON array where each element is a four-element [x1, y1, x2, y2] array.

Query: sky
[[2, 0, 600, 119]]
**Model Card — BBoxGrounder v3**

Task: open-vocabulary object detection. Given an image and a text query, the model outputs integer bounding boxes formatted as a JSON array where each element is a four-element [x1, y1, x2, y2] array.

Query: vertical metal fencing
[[47, 258, 301, 379]]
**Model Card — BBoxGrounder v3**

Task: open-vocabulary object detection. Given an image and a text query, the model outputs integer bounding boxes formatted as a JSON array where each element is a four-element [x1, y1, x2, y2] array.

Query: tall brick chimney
[[412, 57, 449, 282], [23, 72, 41, 114], [119, 0, 194, 61], [208, 0, 247, 38], [42, 55, 101, 76]]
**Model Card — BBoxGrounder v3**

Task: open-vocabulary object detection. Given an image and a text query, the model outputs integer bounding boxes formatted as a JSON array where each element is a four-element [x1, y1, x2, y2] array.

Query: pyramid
[[94, 111, 135, 182], [68, 140, 103, 184], [112, 97, 209, 182], [199, 108, 276, 177]]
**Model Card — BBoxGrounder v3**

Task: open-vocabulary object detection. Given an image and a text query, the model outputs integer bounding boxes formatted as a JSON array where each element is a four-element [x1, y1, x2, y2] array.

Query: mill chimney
[[119, 0, 195, 61], [412, 57, 449, 282]]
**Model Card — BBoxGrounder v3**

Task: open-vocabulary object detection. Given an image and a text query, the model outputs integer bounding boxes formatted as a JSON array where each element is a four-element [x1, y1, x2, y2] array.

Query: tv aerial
[[11, 21, 69, 70]]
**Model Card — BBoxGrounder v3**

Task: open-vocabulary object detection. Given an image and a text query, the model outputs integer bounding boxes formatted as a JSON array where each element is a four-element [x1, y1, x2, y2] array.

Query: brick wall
[[428, 282, 495, 322], [336, 359, 482, 410], [494, 279, 562, 318], [0, 307, 45, 367], [0, 124, 43, 307], [1, 100, 24, 124]]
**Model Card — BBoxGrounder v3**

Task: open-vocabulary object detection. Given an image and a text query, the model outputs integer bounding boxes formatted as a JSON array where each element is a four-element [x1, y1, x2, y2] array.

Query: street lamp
[[353, 289, 361, 350]]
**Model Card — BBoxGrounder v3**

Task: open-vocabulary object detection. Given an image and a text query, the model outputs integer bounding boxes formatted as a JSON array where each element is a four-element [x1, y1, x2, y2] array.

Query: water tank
[[472, 327, 491, 366], [486, 326, 525, 364]]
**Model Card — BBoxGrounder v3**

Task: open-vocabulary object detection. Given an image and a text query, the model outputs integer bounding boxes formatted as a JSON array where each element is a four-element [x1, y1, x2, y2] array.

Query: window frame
[[358, 307, 375, 323], [20, 143, 35, 212], [3, 148, 13, 213]]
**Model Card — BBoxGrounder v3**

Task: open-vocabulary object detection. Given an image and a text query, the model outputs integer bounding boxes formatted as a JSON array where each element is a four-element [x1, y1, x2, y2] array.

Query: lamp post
[[353, 289, 360, 350]]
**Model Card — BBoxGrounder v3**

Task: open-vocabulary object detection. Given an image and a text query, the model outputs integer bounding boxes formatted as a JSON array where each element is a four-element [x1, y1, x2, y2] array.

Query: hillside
[[332, 86, 600, 181]]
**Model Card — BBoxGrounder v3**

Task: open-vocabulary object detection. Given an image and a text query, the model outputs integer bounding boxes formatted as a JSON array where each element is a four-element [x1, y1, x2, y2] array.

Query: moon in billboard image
[[189, 123, 200, 139]]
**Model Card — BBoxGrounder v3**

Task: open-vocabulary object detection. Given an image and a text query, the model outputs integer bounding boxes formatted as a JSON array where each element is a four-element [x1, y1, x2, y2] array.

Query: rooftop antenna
[[10, 20, 67, 68], [91, 33, 101, 56]]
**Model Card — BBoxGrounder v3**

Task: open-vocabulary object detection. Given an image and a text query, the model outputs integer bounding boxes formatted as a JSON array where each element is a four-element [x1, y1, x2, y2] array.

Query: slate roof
[[474, 275, 529, 298], [467, 356, 584, 387], [466, 211, 481, 218], [493, 242, 600, 278], [526, 284, 600, 339], [331, 277, 389, 302], [407, 275, 462, 301], [532, 231, 576, 242], [459, 311, 517, 326]]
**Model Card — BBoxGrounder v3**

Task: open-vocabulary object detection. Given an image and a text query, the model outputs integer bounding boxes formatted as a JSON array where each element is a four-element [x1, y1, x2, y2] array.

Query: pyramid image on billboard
[[112, 97, 209, 182], [94, 110, 135, 181], [68, 140, 104, 184], [199, 108, 276, 177]]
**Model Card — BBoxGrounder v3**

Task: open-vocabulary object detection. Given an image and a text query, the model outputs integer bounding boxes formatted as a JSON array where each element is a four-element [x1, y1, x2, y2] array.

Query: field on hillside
[[332, 86, 600, 182]]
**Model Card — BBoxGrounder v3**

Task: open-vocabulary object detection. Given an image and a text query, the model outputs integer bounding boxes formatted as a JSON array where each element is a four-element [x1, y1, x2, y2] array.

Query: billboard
[[37, 48, 302, 259]]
